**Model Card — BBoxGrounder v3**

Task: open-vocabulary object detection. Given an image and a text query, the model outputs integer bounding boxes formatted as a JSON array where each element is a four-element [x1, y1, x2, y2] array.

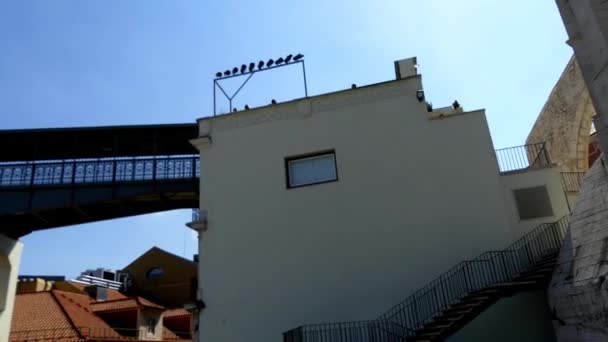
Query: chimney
[[394, 57, 418, 80], [84, 285, 108, 302]]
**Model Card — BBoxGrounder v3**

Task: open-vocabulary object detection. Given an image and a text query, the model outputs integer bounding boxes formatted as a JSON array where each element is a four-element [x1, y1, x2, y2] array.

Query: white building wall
[[193, 75, 541, 342]]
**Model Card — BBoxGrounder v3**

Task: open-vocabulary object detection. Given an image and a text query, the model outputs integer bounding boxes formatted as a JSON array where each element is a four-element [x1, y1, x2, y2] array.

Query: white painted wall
[[0, 234, 23, 342], [136, 309, 163, 341], [193, 75, 540, 342], [500, 168, 571, 240]]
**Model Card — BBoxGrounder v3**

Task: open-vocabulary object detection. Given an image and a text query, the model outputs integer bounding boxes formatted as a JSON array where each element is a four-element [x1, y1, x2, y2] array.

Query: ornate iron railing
[[283, 215, 569, 341], [495, 142, 551, 173], [561, 172, 585, 192], [0, 155, 199, 188]]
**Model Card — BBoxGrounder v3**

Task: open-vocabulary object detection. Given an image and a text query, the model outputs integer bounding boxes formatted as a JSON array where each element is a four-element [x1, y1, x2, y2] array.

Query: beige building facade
[[191, 58, 571, 341]]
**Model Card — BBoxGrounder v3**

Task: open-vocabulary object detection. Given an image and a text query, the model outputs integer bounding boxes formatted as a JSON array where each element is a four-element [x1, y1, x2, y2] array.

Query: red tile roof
[[10, 290, 122, 341], [11, 289, 187, 341], [162, 327, 180, 340], [52, 290, 120, 339], [10, 292, 80, 341], [67, 281, 127, 301], [163, 308, 191, 319], [90, 297, 164, 313]]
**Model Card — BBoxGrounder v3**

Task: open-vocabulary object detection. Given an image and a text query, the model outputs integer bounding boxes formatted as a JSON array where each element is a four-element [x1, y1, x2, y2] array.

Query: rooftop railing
[[494, 142, 551, 174], [283, 215, 569, 341], [0, 155, 199, 188]]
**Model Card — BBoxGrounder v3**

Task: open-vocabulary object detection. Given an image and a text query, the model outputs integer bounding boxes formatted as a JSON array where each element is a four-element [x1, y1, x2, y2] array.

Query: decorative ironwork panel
[[0, 155, 199, 188]]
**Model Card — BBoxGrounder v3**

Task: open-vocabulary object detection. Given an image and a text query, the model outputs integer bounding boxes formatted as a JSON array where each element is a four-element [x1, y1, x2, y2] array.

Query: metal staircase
[[283, 216, 569, 342]]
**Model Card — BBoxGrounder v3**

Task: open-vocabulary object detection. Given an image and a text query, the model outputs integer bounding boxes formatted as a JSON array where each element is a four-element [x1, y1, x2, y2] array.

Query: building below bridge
[[8, 246, 195, 342], [10, 278, 192, 342]]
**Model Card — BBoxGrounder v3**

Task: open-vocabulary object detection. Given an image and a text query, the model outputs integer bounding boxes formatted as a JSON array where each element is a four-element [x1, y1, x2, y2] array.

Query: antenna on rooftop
[[213, 53, 308, 116]]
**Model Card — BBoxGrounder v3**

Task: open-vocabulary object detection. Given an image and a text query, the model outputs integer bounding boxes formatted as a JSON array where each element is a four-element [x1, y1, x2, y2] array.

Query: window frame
[[145, 267, 165, 280], [284, 150, 339, 189]]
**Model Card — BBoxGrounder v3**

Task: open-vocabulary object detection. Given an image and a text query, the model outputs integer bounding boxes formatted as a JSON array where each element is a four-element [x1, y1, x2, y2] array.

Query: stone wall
[[526, 56, 595, 172], [556, 0, 608, 157], [549, 154, 608, 341]]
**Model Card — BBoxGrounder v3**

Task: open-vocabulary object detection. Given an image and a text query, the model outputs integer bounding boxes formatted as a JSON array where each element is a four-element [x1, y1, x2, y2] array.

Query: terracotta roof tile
[[51, 290, 119, 339], [11, 290, 182, 341], [135, 297, 164, 309], [67, 281, 128, 301], [90, 297, 164, 313], [10, 292, 80, 341], [163, 308, 191, 319], [162, 327, 180, 340]]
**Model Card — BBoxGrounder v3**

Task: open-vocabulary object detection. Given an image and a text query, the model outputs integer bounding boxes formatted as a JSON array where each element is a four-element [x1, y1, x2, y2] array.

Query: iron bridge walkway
[[0, 124, 200, 238]]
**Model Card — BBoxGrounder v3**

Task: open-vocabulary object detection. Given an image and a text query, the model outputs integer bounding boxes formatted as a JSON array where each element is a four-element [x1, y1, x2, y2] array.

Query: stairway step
[[528, 260, 557, 269], [431, 314, 465, 325], [490, 280, 541, 292], [516, 273, 551, 281], [423, 322, 453, 330], [405, 251, 563, 342], [449, 300, 484, 309], [406, 337, 434, 342], [408, 332, 442, 341], [460, 294, 492, 302], [518, 266, 555, 276], [415, 326, 447, 336], [533, 257, 558, 265], [443, 306, 475, 316], [469, 288, 502, 296], [538, 253, 558, 261]]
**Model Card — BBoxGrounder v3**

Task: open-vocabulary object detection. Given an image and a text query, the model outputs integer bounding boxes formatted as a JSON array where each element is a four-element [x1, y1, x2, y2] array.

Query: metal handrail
[[283, 215, 570, 341], [0, 155, 199, 188], [561, 172, 585, 192], [495, 142, 551, 173]]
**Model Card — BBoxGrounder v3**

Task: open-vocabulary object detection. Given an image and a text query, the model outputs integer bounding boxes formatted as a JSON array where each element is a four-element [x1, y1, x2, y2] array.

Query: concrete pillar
[[0, 234, 23, 342]]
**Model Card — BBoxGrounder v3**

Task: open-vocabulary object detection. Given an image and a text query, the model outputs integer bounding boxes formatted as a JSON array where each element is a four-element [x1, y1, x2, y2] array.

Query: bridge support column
[[0, 234, 23, 342]]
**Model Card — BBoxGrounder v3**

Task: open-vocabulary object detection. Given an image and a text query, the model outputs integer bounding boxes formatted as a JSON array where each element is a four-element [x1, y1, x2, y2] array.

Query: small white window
[[286, 151, 338, 188]]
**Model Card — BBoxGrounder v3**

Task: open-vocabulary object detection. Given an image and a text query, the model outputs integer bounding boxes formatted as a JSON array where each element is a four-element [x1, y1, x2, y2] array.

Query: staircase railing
[[283, 216, 569, 341], [561, 172, 585, 192]]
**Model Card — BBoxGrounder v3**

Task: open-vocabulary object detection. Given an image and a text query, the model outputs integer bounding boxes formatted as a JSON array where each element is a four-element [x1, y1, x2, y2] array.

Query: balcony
[[186, 208, 206, 232], [494, 143, 551, 174]]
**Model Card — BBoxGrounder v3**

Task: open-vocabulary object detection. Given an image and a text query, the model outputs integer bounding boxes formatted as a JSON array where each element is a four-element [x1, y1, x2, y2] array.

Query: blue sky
[[0, 1, 571, 278]]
